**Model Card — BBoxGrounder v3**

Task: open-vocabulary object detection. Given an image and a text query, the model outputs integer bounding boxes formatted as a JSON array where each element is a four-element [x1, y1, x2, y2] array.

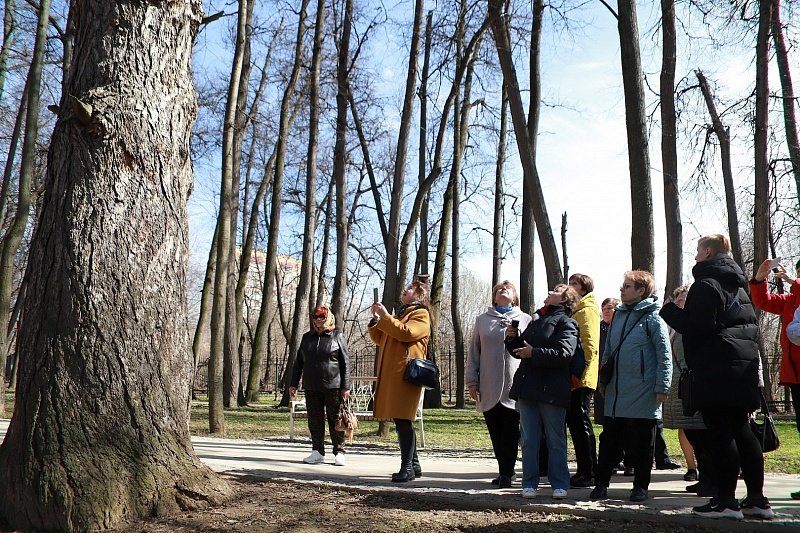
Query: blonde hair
[[491, 280, 520, 306], [623, 270, 656, 297]]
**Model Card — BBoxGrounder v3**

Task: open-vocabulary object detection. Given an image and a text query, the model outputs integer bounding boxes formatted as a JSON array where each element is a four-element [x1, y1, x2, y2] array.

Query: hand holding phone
[[769, 257, 783, 273]]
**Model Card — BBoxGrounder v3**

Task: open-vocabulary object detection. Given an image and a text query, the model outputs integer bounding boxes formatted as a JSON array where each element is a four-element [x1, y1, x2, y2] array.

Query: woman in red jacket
[[749, 257, 800, 500]]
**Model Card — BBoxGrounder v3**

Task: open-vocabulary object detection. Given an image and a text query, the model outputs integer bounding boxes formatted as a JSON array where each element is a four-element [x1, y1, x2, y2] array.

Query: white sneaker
[[303, 450, 324, 464], [521, 487, 537, 499], [334, 453, 346, 466], [552, 488, 568, 499]]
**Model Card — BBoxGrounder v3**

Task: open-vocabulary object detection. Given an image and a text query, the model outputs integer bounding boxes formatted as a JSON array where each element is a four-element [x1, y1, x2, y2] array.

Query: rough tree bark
[[0, 0, 14, 100], [660, 0, 682, 296], [695, 70, 744, 268], [415, 10, 433, 279], [617, 0, 655, 273], [0, 2, 233, 530]]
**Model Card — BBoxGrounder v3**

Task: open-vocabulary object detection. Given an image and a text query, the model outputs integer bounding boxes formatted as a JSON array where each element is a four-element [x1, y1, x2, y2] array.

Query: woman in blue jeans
[[505, 284, 579, 499]]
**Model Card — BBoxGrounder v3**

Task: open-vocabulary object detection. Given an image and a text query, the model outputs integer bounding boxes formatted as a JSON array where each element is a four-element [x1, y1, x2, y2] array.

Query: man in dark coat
[[660, 234, 772, 521]]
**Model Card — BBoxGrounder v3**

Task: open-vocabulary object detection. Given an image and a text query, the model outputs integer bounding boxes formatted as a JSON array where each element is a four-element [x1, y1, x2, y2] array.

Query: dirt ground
[[115, 476, 730, 533]]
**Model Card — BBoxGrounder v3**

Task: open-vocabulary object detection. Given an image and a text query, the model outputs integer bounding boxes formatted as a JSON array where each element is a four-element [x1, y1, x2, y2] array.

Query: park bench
[[289, 376, 427, 447]]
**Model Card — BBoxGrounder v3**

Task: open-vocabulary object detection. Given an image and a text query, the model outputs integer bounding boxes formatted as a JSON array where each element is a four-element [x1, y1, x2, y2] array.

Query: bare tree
[[492, 86, 508, 287], [0, 2, 233, 529], [617, 0, 654, 272], [0, 0, 49, 415], [660, 0, 682, 296]]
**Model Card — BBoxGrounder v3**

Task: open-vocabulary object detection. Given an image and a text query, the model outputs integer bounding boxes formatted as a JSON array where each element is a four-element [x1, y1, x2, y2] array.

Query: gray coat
[[662, 330, 705, 430], [466, 307, 533, 412]]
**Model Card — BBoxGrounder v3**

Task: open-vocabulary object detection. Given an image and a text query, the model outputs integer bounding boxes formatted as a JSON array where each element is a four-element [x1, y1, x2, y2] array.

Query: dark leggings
[[483, 403, 520, 477], [394, 418, 413, 431], [701, 409, 764, 506], [790, 384, 800, 434]]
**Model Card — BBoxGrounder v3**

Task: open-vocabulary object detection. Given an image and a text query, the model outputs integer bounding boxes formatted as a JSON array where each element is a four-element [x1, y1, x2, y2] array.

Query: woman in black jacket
[[289, 306, 351, 467], [505, 284, 579, 500], [660, 234, 771, 520]]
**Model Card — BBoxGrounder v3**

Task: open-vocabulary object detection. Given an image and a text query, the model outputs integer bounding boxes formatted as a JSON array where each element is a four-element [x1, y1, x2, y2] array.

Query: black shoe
[[630, 487, 648, 502], [683, 468, 698, 481], [686, 481, 701, 493], [412, 452, 422, 477], [391, 467, 415, 483], [570, 474, 594, 488], [589, 486, 608, 500], [623, 467, 635, 477], [692, 499, 743, 520], [614, 462, 625, 472], [739, 496, 774, 519], [498, 475, 514, 489], [491, 473, 516, 485], [656, 459, 682, 470], [791, 489, 800, 500]]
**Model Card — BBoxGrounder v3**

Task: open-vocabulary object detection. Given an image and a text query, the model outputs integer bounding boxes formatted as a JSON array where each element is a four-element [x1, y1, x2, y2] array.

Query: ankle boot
[[391, 428, 416, 482], [412, 449, 422, 477]]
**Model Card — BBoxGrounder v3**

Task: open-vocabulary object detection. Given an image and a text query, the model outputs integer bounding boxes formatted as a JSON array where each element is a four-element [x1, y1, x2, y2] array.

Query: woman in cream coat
[[369, 277, 431, 483], [466, 281, 532, 488]]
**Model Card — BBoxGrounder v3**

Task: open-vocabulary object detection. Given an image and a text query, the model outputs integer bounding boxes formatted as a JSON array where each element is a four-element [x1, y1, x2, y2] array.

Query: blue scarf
[[494, 304, 513, 314]]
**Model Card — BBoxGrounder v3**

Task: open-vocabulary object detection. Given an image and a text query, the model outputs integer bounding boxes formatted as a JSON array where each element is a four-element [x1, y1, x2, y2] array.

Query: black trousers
[[701, 409, 764, 506], [597, 417, 656, 490], [305, 389, 345, 455], [790, 384, 800, 433], [566, 387, 597, 477], [653, 418, 671, 466], [684, 428, 715, 487], [483, 403, 520, 477]]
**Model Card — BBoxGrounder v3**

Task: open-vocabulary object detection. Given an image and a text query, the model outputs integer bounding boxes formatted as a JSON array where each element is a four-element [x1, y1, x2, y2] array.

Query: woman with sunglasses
[[289, 306, 351, 466]]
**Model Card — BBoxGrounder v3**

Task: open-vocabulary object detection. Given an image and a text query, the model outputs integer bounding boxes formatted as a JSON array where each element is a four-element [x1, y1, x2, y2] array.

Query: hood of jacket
[[692, 255, 747, 289], [484, 306, 528, 319], [573, 291, 597, 316], [617, 294, 660, 314]]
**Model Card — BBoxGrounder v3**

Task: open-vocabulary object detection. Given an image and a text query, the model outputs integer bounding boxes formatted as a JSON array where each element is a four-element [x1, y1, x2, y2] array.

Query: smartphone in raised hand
[[769, 257, 783, 273]]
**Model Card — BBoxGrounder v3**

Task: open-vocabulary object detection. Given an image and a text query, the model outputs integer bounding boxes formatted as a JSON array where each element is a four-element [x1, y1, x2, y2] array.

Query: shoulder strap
[[609, 311, 647, 360]]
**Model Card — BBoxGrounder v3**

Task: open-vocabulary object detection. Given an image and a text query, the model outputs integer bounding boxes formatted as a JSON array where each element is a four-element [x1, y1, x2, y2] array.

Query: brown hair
[[568, 273, 594, 295], [698, 234, 732, 256], [601, 297, 620, 308], [553, 283, 581, 315], [491, 280, 520, 306], [408, 276, 431, 309], [623, 270, 656, 297]]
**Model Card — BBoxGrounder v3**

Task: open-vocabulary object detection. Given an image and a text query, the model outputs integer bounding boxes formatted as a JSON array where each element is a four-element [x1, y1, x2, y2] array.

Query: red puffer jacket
[[749, 278, 800, 385]]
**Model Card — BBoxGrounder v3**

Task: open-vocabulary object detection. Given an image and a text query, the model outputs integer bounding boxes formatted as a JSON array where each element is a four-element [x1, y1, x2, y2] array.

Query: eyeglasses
[[314, 315, 326, 319], [620, 284, 637, 290]]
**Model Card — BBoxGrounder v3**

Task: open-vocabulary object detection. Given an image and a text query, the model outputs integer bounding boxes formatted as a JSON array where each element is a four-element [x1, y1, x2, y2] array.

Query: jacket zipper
[[612, 312, 632, 417]]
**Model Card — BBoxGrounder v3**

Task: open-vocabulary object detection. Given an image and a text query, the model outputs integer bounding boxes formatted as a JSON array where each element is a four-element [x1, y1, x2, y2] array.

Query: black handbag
[[678, 368, 697, 416], [404, 357, 440, 390], [750, 390, 780, 453]]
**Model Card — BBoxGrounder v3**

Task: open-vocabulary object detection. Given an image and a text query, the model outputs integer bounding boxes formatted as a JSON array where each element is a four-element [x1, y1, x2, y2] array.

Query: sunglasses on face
[[314, 314, 326, 319]]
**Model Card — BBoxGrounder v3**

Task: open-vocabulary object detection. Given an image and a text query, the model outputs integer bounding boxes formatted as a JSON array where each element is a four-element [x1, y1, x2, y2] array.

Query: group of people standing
[[469, 234, 784, 521], [288, 233, 794, 522]]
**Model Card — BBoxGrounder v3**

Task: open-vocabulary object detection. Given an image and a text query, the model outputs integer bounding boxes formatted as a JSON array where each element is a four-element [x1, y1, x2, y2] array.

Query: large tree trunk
[[695, 70, 744, 268], [0, 0, 14, 100], [487, 0, 562, 288], [0, 2, 233, 530], [330, 0, 352, 319], [771, 0, 800, 205], [415, 10, 433, 278], [660, 0, 682, 296], [0, 0, 50, 416], [617, 0, 654, 273]]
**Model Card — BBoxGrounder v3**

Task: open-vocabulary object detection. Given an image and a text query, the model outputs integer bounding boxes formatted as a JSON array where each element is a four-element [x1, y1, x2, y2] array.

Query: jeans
[[305, 389, 345, 455], [566, 387, 597, 477], [518, 398, 569, 491], [483, 403, 520, 477], [597, 417, 656, 490], [701, 408, 764, 507]]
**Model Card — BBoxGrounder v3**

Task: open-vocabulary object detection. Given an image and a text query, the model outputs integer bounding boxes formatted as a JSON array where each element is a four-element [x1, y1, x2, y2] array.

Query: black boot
[[391, 428, 416, 482], [412, 449, 422, 477]]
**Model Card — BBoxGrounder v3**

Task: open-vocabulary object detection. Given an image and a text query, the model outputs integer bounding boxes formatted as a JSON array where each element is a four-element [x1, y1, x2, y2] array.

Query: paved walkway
[[3, 419, 799, 529]]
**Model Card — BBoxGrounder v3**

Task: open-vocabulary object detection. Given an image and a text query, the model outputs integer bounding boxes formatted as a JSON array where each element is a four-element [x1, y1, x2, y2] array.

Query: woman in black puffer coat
[[660, 234, 770, 520]]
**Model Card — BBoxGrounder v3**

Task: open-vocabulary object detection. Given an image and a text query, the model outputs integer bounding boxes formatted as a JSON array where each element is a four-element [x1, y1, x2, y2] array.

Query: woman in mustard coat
[[368, 277, 431, 482]]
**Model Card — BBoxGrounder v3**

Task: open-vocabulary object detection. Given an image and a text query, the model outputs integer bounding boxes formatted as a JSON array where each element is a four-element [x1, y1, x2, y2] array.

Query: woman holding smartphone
[[466, 281, 532, 488]]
